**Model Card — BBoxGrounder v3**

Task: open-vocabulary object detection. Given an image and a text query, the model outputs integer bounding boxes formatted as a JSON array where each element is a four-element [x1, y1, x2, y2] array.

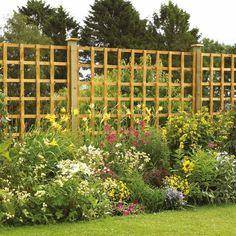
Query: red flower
[[123, 210, 129, 216], [107, 132, 117, 144], [140, 120, 146, 129]]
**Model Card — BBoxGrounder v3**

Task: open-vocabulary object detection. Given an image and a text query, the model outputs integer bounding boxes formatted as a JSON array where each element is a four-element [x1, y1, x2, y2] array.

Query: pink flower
[[123, 210, 129, 216], [207, 142, 217, 149], [107, 133, 117, 144]]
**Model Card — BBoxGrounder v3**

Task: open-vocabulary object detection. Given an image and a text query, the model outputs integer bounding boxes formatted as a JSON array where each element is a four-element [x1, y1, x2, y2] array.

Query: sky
[[0, 0, 236, 45]]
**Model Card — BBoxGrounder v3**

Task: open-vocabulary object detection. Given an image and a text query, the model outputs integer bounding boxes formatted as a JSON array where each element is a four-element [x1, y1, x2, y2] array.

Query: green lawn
[[0, 204, 235, 236]]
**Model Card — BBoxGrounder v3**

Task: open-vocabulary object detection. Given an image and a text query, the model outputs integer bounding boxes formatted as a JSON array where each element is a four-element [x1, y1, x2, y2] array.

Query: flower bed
[[0, 101, 235, 225]]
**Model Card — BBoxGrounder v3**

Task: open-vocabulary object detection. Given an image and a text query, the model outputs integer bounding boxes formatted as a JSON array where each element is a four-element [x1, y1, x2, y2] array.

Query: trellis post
[[192, 44, 203, 112], [66, 38, 79, 131]]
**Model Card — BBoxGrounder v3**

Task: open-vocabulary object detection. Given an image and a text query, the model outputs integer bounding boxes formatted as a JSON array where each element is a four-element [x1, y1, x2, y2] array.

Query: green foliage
[[143, 168, 169, 188], [202, 38, 236, 54], [211, 153, 236, 204], [80, 0, 149, 51], [0, 119, 150, 225], [164, 110, 213, 153], [187, 150, 218, 202], [229, 108, 236, 155], [138, 129, 170, 169], [126, 175, 165, 212], [18, 0, 80, 45], [78, 56, 184, 119], [0, 91, 10, 142], [164, 109, 234, 154], [150, 1, 200, 51], [3, 12, 52, 44], [174, 149, 236, 205]]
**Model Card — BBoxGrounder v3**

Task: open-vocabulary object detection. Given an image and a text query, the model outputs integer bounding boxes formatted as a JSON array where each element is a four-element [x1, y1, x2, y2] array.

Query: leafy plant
[[126, 175, 166, 212]]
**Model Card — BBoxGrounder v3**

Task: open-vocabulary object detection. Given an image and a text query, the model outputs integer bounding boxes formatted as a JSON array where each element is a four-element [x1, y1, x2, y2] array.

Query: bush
[[102, 122, 170, 170], [137, 129, 170, 169], [212, 152, 236, 204], [126, 175, 166, 212], [177, 149, 236, 205], [143, 168, 169, 188], [229, 108, 236, 155], [163, 109, 234, 155]]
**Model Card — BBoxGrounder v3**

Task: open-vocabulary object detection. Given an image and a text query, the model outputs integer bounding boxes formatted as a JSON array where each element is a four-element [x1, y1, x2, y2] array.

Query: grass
[[0, 204, 235, 236]]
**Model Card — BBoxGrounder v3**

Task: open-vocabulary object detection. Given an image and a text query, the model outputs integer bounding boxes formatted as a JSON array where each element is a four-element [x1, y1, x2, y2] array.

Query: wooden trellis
[[0, 40, 235, 136]]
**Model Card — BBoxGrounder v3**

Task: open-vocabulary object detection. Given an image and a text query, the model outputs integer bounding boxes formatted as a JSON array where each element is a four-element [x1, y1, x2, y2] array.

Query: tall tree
[[150, 1, 200, 51], [18, 0, 80, 45], [3, 12, 52, 44], [80, 0, 149, 49]]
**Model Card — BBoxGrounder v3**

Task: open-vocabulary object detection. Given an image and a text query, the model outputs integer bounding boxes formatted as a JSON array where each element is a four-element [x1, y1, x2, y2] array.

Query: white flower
[[115, 143, 122, 148], [35, 190, 46, 198]]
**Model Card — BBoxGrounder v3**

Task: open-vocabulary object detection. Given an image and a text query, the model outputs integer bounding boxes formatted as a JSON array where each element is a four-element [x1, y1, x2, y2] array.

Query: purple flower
[[207, 142, 217, 149]]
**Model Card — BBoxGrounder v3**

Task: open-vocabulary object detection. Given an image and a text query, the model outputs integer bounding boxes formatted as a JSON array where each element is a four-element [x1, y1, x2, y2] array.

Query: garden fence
[[0, 39, 235, 137]]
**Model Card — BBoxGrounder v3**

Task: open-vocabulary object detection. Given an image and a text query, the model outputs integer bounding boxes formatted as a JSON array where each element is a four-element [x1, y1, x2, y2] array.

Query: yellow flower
[[126, 109, 132, 118], [51, 122, 62, 130], [60, 107, 66, 113], [182, 159, 194, 174], [179, 142, 184, 149], [49, 138, 58, 146], [61, 115, 69, 123], [146, 107, 152, 116], [101, 113, 111, 123], [44, 138, 58, 146], [158, 106, 163, 112], [45, 114, 56, 123], [73, 109, 79, 116], [82, 117, 88, 122]]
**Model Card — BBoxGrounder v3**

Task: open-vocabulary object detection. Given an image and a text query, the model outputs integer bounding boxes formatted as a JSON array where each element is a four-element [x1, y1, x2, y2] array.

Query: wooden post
[[192, 44, 203, 112], [66, 38, 79, 131]]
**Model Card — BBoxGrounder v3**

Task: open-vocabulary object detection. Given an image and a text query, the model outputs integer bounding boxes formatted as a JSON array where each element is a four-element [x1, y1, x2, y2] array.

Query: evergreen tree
[[18, 0, 80, 45], [151, 1, 200, 51], [80, 0, 149, 49]]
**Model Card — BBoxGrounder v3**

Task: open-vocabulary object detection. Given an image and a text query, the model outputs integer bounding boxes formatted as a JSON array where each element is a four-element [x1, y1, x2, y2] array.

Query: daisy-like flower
[[182, 159, 194, 174]]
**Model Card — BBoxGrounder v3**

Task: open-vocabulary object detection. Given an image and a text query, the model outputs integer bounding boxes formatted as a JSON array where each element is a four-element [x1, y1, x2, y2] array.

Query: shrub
[[164, 110, 213, 153], [164, 109, 234, 155], [137, 129, 171, 169], [126, 175, 166, 212], [212, 152, 236, 203], [102, 122, 170, 170], [229, 108, 236, 155], [178, 149, 236, 205], [143, 168, 169, 187]]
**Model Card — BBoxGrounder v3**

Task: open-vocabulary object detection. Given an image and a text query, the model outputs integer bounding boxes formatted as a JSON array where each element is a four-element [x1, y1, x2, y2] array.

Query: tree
[[80, 0, 149, 49], [3, 12, 52, 44], [150, 1, 201, 51], [18, 0, 80, 45], [202, 38, 235, 54]]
